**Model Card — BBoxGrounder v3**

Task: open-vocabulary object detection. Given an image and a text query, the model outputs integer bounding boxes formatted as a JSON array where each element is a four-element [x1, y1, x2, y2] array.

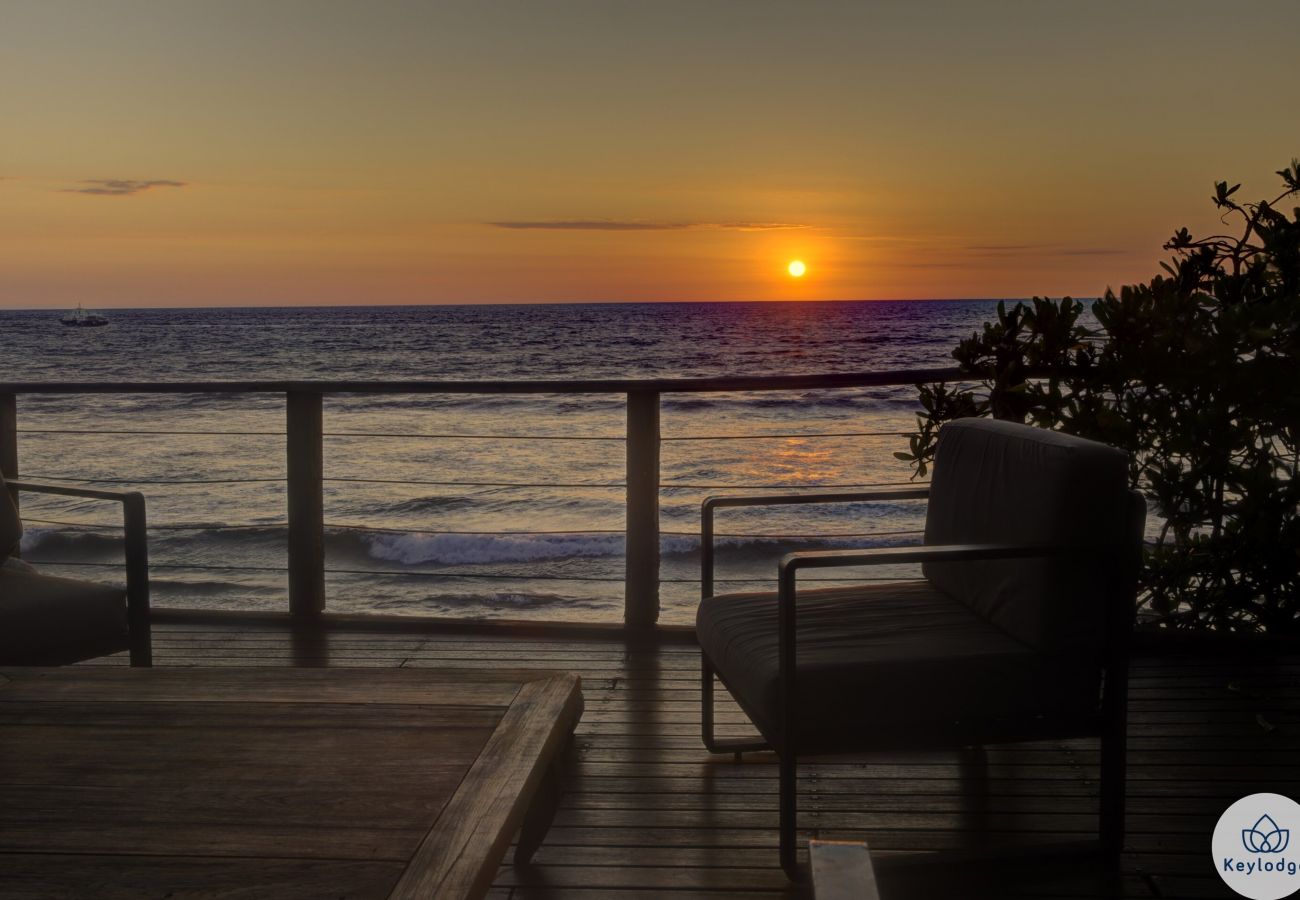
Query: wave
[[149, 577, 260, 595], [20, 524, 919, 568], [19, 528, 126, 557], [367, 591, 608, 612], [363, 532, 623, 565], [385, 495, 478, 515], [347, 530, 917, 566], [19, 524, 290, 565]]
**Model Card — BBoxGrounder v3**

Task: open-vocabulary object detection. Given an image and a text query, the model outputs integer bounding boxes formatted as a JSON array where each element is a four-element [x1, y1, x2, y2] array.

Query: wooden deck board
[[70, 619, 1299, 900]]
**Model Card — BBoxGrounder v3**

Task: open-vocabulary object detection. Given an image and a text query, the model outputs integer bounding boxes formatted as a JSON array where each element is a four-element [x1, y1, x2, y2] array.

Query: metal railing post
[[1, 392, 18, 516], [286, 391, 325, 616], [624, 390, 661, 629]]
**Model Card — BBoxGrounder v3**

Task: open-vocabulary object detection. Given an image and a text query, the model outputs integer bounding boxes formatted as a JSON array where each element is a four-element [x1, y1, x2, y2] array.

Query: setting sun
[[787, 260, 807, 278]]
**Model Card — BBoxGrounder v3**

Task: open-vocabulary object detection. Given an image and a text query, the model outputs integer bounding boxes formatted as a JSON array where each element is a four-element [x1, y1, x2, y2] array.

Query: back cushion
[[922, 418, 1131, 655], [0, 474, 21, 559]]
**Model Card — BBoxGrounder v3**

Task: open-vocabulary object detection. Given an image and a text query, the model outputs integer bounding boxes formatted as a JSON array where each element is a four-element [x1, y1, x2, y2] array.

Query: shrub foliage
[[899, 161, 1300, 633]]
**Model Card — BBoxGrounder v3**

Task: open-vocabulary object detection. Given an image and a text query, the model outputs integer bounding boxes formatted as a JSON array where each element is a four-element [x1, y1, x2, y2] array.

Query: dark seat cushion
[[697, 581, 1101, 750], [0, 569, 129, 664]]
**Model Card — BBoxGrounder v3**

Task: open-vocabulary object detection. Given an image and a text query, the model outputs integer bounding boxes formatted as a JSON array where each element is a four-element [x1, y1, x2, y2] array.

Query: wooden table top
[[0, 666, 583, 900]]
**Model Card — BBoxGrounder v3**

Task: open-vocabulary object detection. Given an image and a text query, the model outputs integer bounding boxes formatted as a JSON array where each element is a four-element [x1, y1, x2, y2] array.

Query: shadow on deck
[[85, 613, 1300, 900]]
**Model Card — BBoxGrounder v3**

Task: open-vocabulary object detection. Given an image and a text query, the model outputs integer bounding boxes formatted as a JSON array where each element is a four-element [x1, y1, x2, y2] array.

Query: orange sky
[[2, 0, 1298, 307]]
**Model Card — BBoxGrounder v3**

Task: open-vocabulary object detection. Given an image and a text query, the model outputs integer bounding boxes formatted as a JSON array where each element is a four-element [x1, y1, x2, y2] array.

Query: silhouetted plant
[[897, 161, 1300, 633]]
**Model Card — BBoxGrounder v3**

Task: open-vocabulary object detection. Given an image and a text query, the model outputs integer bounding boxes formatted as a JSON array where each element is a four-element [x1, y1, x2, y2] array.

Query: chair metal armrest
[[773, 541, 1094, 756], [778, 541, 1083, 577], [700, 488, 930, 599], [10, 480, 152, 666], [10, 479, 142, 504]]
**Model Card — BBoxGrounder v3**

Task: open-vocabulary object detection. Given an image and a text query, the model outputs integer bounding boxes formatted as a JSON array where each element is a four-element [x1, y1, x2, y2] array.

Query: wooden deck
[[81, 614, 1300, 900]]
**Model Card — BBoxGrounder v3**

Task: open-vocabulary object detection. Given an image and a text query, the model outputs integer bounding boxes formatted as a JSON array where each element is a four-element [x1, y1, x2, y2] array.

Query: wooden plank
[[522, 845, 789, 868], [559, 793, 1103, 814], [562, 776, 1099, 798], [546, 807, 1111, 832], [536, 826, 1065, 853], [0, 854, 407, 900], [0, 667, 524, 705], [390, 674, 582, 900], [493, 863, 792, 891], [508, 891, 789, 900], [76, 655, 402, 669]]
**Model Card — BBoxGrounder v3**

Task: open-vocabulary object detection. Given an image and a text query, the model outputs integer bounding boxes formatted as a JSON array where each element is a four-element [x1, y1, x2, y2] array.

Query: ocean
[[3, 300, 1018, 624]]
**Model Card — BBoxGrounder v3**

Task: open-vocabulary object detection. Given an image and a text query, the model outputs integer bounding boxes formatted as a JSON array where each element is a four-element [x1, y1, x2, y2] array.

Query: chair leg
[[958, 745, 991, 843], [127, 618, 152, 667], [123, 491, 152, 667], [1100, 645, 1129, 865], [700, 657, 768, 755], [126, 582, 152, 667], [1100, 719, 1126, 862], [779, 748, 801, 879]]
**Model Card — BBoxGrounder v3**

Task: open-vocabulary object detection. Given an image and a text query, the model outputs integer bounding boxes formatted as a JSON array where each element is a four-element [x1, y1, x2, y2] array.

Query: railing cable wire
[[21, 473, 926, 491], [19, 427, 908, 441], [22, 517, 925, 539], [19, 473, 284, 485], [24, 559, 903, 583]]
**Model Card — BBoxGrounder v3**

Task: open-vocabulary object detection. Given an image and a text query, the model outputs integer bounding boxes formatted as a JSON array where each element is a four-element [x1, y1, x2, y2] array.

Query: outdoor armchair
[[0, 474, 151, 666], [696, 418, 1145, 877]]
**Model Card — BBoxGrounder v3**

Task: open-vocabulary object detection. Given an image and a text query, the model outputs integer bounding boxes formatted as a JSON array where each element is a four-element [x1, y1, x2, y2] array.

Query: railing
[[0, 369, 961, 629]]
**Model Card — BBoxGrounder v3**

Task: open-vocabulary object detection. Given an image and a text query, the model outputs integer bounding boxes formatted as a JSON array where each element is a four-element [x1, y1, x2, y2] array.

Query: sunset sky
[[3, 0, 1298, 307]]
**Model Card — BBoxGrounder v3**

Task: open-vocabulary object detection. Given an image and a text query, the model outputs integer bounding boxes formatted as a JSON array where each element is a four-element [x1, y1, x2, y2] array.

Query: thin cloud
[[1060, 247, 1126, 256], [490, 220, 689, 231], [64, 179, 186, 196], [962, 243, 1126, 257], [704, 222, 809, 231], [964, 243, 1046, 253], [487, 219, 808, 232]]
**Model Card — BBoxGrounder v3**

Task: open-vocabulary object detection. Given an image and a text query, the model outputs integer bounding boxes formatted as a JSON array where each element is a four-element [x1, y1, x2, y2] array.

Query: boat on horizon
[[60, 304, 109, 327]]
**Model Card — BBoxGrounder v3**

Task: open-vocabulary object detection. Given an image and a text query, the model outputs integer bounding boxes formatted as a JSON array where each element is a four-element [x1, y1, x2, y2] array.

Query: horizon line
[[0, 296, 1101, 313]]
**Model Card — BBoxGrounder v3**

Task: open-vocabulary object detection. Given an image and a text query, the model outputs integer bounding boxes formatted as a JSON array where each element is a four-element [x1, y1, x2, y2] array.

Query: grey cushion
[[0, 474, 20, 560], [0, 569, 129, 665], [922, 418, 1131, 655], [697, 581, 1100, 749]]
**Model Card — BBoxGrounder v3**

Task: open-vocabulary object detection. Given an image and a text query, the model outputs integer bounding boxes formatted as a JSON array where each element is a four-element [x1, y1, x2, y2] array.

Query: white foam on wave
[[18, 527, 117, 554]]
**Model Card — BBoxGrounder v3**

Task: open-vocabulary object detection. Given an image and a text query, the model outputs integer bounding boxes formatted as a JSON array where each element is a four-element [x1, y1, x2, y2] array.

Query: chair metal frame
[[700, 488, 1143, 878], [9, 479, 152, 666]]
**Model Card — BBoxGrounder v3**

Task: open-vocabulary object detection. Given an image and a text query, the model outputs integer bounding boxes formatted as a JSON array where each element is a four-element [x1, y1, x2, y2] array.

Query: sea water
[[2, 300, 1024, 623]]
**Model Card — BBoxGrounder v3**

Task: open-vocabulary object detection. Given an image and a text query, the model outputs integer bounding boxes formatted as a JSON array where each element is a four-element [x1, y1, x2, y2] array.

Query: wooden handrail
[[0, 367, 967, 395]]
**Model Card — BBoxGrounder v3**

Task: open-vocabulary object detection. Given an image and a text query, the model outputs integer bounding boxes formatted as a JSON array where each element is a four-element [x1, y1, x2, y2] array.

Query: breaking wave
[[20, 524, 919, 568]]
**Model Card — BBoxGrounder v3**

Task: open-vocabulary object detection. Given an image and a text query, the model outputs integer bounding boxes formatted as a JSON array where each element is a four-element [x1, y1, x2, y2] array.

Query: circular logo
[[1214, 793, 1300, 900]]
